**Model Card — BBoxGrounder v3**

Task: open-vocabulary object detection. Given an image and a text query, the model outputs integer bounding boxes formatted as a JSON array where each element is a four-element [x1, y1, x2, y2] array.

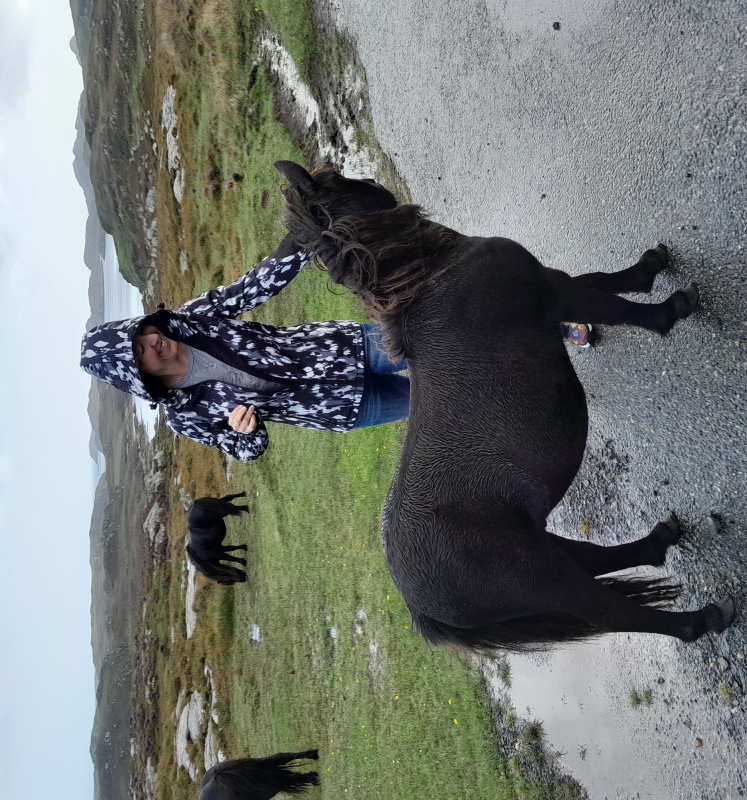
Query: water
[[92, 450, 106, 487], [101, 233, 159, 437], [91, 234, 159, 487]]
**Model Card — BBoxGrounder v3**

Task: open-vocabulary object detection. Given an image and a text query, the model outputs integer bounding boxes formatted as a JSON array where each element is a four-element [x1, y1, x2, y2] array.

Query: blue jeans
[[351, 324, 410, 429]]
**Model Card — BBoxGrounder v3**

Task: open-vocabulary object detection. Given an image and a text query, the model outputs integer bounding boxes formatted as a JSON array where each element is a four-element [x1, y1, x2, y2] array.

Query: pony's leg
[[548, 515, 682, 576], [568, 578, 733, 642], [222, 497, 250, 515], [546, 269, 698, 335], [220, 491, 247, 502], [531, 542, 734, 641], [572, 244, 669, 295], [221, 554, 247, 565], [223, 544, 248, 552]]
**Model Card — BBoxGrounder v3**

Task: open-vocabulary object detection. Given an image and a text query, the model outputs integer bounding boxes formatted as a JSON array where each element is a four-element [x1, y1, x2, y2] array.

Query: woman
[[80, 249, 410, 462]]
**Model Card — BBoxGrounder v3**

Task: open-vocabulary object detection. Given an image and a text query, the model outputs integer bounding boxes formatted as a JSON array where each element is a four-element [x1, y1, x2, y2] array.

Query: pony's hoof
[[648, 513, 682, 565], [663, 512, 682, 540], [709, 596, 736, 633], [678, 282, 700, 314], [652, 243, 669, 265], [663, 283, 699, 333], [704, 513, 724, 537], [634, 244, 670, 292]]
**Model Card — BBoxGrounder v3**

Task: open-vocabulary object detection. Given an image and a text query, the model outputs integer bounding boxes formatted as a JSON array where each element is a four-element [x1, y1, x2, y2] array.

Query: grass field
[[139, 271, 530, 799], [123, 1, 586, 798]]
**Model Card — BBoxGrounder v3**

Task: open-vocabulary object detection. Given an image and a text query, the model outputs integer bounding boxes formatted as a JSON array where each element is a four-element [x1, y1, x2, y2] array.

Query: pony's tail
[[597, 574, 680, 607], [412, 576, 681, 654]]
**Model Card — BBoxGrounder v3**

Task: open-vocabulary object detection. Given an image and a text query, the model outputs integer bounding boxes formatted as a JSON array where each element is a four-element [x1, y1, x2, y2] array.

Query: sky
[[0, 1, 97, 798]]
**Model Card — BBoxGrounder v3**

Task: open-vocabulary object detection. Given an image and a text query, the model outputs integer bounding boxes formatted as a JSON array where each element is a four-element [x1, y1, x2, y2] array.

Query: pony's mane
[[281, 182, 460, 357]]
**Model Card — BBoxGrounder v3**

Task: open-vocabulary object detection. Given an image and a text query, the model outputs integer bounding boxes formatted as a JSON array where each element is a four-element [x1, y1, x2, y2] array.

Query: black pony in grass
[[187, 492, 250, 585], [275, 159, 735, 654], [199, 750, 319, 800]]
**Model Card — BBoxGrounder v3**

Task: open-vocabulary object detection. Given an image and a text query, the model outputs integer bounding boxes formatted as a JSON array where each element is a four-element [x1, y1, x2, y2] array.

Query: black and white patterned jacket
[[80, 251, 366, 462]]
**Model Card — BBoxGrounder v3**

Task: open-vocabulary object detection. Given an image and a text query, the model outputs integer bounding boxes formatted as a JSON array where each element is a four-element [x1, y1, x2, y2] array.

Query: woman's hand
[[228, 405, 258, 434]]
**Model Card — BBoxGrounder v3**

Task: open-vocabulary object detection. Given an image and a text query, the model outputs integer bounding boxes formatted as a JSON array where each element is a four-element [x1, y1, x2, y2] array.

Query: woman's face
[[132, 325, 180, 377]]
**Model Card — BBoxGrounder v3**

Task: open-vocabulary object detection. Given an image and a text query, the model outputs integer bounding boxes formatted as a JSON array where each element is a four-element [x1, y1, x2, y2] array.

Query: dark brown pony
[[276, 160, 735, 653], [199, 750, 319, 800], [187, 493, 250, 586]]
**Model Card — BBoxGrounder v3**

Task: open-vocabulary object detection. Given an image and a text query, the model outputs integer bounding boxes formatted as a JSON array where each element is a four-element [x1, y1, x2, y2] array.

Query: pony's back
[[189, 497, 245, 525]]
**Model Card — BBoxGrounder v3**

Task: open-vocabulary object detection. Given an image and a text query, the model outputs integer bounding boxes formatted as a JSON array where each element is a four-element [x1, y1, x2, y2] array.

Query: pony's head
[[276, 161, 458, 356], [275, 160, 398, 218]]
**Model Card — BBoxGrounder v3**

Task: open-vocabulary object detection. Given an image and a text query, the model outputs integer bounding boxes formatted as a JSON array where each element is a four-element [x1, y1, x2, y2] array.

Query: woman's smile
[[132, 324, 187, 379]]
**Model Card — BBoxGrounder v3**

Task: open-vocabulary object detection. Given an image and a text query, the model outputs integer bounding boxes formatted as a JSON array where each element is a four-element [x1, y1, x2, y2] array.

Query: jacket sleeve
[[163, 406, 270, 463], [179, 249, 310, 319]]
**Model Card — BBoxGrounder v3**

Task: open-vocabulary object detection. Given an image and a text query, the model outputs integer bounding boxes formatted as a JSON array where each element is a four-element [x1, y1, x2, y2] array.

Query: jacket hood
[[80, 316, 155, 401]]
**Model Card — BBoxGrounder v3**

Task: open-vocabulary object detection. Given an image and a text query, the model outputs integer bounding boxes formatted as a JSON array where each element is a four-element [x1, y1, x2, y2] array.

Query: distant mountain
[[69, 3, 159, 797], [69, 0, 155, 291], [73, 97, 107, 329], [88, 383, 152, 800], [69, 0, 95, 76]]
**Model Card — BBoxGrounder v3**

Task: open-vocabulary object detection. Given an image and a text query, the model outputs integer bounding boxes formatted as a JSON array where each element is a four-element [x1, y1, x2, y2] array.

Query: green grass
[[259, 0, 315, 77], [629, 688, 652, 708], [149, 0, 312, 307], [144, 294, 516, 798], [717, 682, 736, 704], [223, 416, 512, 798]]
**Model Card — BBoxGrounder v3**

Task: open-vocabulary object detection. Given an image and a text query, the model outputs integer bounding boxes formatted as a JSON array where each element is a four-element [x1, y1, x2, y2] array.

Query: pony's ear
[[275, 160, 316, 194]]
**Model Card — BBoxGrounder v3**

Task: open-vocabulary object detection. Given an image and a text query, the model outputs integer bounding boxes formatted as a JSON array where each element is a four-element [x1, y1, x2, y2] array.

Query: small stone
[[705, 514, 723, 536], [717, 657, 730, 671], [694, 737, 703, 747], [552, 21, 561, 30]]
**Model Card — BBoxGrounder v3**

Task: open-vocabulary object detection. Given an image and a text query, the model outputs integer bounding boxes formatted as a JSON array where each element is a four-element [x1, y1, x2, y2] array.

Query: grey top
[[175, 345, 287, 393]]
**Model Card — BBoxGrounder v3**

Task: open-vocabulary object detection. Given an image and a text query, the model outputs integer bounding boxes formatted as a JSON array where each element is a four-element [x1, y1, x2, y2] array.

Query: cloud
[[0, 1, 32, 113]]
